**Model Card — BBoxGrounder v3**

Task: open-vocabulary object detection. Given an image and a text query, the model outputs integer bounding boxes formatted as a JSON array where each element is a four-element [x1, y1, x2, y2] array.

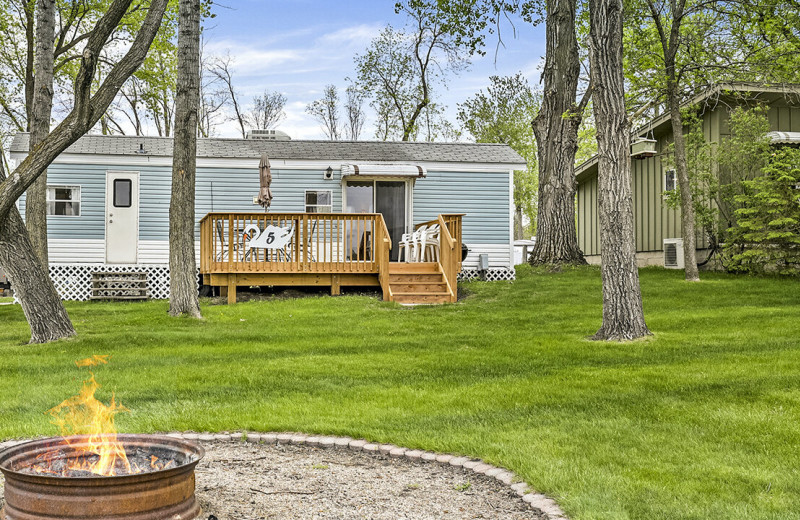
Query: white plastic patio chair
[[420, 224, 440, 262], [398, 225, 426, 262]]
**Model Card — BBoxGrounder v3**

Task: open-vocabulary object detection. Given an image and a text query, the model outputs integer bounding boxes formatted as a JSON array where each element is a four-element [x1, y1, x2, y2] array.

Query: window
[[305, 190, 332, 213], [664, 170, 676, 192], [46, 186, 80, 216], [114, 179, 132, 208]]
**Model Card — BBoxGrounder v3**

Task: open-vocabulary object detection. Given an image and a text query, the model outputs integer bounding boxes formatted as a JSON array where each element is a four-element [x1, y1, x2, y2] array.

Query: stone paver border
[[0, 432, 568, 520]]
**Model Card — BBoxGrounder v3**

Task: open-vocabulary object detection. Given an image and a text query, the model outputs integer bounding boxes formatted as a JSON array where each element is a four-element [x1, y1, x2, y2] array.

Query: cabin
[[575, 83, 800, 267], [9, 134, 524, 304]]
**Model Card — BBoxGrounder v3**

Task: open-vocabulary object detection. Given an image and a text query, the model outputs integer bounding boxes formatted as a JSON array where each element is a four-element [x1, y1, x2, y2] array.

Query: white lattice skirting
[[459, 268, 516, 282], [46, 264, 513, 301], [49, 264, 175, 301]]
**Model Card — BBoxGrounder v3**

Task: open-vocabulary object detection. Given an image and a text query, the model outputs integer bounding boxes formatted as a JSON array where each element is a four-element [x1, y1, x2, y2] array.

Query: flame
[[46, 369, 132, 476], [75, 354, 110, 367]]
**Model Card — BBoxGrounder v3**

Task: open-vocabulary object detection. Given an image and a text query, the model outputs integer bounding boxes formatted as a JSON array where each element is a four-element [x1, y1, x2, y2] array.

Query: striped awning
[[767, 131, 800, 144], [341, 164, 427, 178]]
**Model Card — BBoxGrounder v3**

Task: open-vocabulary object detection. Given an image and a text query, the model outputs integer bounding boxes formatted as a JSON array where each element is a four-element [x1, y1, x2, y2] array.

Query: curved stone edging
[[0, 432, 568, 520]]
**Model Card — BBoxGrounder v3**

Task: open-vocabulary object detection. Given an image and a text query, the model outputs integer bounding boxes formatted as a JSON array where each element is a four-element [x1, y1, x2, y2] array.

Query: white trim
[[11, 152, 527, 173], [341, 177, 413, 237], [46, 184, 81, 217], [304, 189, 333, 213], [509, 168, 515, 264]]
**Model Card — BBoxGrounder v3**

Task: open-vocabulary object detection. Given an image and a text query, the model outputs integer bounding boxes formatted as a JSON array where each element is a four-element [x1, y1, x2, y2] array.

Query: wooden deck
[[199, 212, 463, 304]]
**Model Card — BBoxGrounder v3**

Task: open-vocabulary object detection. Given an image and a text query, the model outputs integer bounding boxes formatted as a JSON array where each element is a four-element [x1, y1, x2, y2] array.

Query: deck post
[[331, 274, 341, 296], [227, 276, 237, 305]]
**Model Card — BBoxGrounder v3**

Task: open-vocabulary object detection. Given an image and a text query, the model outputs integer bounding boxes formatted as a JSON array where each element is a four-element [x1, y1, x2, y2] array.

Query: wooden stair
[[388, 262, 453, 304], [91, 272, 149, 301]]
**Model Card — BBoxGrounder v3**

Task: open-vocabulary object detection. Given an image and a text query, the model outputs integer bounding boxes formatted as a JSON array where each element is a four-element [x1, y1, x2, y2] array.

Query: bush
[[725, 148, 800, 275]]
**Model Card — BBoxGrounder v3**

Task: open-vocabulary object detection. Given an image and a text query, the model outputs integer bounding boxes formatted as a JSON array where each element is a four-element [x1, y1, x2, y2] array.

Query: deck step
[[388, 273, 443, 283], [388, 262, 439, 274], [389, 282, 448, 293], [90, 272, 149, 301], [392, 292, 451, 304]]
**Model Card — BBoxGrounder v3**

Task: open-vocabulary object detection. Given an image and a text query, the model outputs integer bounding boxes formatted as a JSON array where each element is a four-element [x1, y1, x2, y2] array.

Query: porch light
[[323, 166, 334, 180]]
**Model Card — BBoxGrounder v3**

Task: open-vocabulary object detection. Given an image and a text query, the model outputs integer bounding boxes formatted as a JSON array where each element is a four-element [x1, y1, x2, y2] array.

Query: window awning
[[341, 164, 427, 178], [767, 131, 800, 145]]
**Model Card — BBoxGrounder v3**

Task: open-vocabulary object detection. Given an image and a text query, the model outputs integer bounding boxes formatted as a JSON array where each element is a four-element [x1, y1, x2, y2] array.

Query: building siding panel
[[413, 170, 510, 245]]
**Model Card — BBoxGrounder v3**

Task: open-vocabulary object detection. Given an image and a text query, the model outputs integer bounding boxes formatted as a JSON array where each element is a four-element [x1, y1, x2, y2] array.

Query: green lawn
[[1, 266, 799, 520]]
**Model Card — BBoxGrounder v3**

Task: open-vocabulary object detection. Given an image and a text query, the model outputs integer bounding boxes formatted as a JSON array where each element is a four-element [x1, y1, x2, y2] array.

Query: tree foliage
[[726, 147, 800, 275], [457, 73, 540, 236], [249, 89, 286, 131], [306, 84, 341, 140], [354, 1, 467, 141]]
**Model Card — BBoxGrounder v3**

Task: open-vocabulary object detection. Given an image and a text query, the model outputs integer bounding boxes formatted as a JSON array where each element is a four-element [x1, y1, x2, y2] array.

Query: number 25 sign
[[242, 224, 293, 250]]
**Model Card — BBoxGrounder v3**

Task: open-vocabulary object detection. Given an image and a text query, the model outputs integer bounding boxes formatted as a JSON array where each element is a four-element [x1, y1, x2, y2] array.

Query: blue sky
[[203, 1, 546, 140]]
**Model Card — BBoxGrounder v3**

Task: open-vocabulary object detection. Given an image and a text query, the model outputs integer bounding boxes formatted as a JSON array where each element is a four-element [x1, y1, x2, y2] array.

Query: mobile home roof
[[10, 133, 526, 167]]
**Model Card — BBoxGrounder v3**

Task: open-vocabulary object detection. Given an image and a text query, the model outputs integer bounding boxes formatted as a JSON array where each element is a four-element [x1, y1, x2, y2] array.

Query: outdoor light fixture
[[323, 166, 334, 180]]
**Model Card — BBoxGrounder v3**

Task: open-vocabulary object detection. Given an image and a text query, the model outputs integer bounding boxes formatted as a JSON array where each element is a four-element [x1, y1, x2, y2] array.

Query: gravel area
[[195, 440, 544, 519], [0, 438, 547, 520]]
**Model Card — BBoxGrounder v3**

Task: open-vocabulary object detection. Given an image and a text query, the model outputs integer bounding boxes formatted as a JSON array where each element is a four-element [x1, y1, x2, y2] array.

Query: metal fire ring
[[0, 434, 204, 520]]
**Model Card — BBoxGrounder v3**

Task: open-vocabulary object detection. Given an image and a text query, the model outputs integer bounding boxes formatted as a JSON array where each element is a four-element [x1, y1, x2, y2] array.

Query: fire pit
[[0, 434, 204, 520]]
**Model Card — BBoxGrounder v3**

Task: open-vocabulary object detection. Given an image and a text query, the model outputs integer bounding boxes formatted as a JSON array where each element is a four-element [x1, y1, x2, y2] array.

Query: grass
[[1, 266, 799, 519]]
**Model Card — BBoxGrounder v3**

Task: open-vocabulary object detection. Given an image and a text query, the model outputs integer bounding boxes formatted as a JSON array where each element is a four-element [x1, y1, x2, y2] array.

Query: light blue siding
[[18, 164, 107, 240], [35, 164, 344, 241], [30, 163, 510, 249], [413, 170, 510, 244]]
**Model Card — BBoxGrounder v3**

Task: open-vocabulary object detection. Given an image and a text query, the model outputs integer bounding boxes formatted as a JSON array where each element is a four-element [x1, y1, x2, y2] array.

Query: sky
[[202, 0, 546, 141]]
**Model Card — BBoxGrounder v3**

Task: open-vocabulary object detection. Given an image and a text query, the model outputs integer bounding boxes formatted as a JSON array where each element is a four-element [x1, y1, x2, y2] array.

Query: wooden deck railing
[[415, 214, 464, 283], [200, 212, 390, 275], [199, 212, 461, 304]]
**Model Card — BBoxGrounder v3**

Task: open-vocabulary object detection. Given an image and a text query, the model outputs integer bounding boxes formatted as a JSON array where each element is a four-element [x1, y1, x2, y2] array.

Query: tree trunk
[[666, 85, 700, 281], [530, 0, 587, 266], [26, 0, 57, 266], [168, 0, 201, 318], [0, 158, 75, 344], [514, 206, 524, 240], [589, 0, 651, 341]]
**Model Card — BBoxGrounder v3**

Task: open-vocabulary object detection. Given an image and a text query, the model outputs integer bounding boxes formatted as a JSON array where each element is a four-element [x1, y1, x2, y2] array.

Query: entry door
[[105, 172, 139, 264], [345, 180, 407, 262], [375, 182, 406, 262]]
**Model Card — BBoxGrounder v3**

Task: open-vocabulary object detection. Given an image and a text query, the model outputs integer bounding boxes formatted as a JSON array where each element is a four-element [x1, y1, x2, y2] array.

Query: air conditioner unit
[[663, 238, 684, 269], [245, 129, 291, 141]]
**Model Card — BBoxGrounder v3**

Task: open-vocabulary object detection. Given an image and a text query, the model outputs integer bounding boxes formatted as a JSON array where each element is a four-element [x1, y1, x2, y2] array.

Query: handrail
[[375, 214, 392, 301], [437, 214, 458, 302]]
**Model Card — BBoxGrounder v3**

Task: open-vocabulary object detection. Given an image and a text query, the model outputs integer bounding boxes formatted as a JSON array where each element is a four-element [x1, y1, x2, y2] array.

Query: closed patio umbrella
[[257, 153, 273, 210]]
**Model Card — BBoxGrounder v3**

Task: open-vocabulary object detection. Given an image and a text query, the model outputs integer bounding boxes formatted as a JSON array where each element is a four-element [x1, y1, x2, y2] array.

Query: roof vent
[[246, 129, 291, 141]]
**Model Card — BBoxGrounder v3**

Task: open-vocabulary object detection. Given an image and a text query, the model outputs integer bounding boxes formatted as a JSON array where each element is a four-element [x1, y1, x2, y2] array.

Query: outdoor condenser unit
[[663, 238, 685, 269]]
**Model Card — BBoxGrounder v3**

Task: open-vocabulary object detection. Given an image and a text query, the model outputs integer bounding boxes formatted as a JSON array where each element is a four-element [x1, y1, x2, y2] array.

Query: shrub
[[725, 148, 800, 275]]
